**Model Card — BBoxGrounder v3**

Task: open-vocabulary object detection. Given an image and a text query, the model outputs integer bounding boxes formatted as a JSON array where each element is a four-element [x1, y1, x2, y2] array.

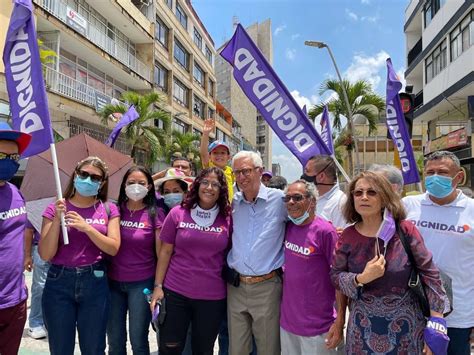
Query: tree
[[99, 91, 170, 166], [161, 130, 201, 167], [309, 79, 385, 175]]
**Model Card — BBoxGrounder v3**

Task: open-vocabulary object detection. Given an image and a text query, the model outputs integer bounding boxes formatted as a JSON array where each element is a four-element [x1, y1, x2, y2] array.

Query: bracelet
[[154, 283, 163, 289], [355, 274, 364, 287]]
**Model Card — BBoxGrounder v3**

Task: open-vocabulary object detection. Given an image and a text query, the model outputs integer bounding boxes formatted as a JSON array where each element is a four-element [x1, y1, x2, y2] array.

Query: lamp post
[[304, 40, 360, 175]]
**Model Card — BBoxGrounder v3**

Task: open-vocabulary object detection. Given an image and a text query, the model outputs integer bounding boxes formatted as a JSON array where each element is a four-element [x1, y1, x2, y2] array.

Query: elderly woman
[[330, 171, 449, 354], [151, 167, 232, 354]]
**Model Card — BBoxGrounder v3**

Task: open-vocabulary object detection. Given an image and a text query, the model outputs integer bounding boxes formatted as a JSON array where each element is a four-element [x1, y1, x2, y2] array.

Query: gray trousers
[[227, 277, 282, 355], [280, 327, 345, 355]]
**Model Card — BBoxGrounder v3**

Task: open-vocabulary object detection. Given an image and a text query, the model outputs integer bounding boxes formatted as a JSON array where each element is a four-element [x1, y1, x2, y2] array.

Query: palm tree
[[161, 130, 201, 167], [99, 91, 170, 166], [309, 79, 385, 175]]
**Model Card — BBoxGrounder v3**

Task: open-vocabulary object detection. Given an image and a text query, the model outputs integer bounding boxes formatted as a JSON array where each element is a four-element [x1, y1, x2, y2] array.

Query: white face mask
[[125, 184, 149, 201]]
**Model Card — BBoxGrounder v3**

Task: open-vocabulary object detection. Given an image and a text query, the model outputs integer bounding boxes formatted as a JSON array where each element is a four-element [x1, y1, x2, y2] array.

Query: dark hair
[[64, 156, 109, 201], [308, 155, 337, 181], [118, 165, 157, 218], [182, 167, 231, 217], [342, 171, 406, 224], [172, 156, 192, 169], [268, 176, 288, 190], [159, 179, 189, 195]]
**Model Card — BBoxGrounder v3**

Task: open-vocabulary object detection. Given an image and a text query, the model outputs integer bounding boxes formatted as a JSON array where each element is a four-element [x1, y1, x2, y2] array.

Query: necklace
[[127, 202, 145, 217]]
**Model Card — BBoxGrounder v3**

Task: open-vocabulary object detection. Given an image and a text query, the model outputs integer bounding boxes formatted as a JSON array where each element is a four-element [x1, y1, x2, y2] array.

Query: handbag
[[397, 224, 453, 317]]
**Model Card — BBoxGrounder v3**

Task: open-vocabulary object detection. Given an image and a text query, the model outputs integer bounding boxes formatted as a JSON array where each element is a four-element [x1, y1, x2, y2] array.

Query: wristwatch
[[154, 283, 163, 289], [355, 275, 364, 288]]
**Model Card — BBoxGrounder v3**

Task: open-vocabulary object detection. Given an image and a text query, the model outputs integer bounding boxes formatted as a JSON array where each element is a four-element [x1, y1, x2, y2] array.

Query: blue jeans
[[29, 245, 49, 328], [42, 262, 110, 355], [107, 277, 153, 355], [447, 327, 472, 355]]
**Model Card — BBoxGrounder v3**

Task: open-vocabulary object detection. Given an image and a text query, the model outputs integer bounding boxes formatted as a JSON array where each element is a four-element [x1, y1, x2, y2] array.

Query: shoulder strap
[[104, 201, 111, 218], [397, 224, 417, 269]]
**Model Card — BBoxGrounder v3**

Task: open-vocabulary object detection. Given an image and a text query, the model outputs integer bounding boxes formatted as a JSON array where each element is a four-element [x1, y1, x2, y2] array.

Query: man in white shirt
[[301, 155, 346, 228], [403, 150, 474, 355]]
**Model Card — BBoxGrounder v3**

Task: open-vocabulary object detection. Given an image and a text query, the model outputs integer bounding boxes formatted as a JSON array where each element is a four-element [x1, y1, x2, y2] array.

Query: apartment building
[[215, 19, 273, 170], [0, 0, 231, 168], [405, 0, 474, 185]]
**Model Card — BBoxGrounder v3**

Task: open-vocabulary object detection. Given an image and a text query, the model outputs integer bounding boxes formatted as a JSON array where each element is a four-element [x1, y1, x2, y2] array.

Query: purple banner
[[3, 0, 54, 157], [106, 105, 139, 147], [220, 24, 330, 165], [386, 58, 420, 185], [302, 104, 307, 116], [320, 105, 334, 155]]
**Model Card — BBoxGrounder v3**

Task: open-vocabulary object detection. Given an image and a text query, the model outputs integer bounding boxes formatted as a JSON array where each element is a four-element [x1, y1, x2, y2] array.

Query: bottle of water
[[143, 288, 160, 326], [143, 288, 152, 303]]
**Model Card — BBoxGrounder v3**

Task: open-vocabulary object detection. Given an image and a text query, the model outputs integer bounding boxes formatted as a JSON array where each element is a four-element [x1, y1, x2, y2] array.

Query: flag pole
[[332, 156, 351, 183], [50, 143, 69, 244]]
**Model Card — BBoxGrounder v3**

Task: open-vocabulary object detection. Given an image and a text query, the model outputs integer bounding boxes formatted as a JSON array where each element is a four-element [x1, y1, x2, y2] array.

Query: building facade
[[405, 0, 474, 185], [215, 19, 273, 170]]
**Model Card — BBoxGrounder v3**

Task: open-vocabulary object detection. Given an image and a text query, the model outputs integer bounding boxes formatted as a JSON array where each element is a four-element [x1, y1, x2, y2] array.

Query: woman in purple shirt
[[107, 165, 165, 354], [40, 156, 121, 355], [150, 167, 232, 355]]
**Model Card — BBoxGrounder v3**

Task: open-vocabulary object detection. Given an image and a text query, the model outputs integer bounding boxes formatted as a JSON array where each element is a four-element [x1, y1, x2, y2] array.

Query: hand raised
[[203, 119, 215, 134]]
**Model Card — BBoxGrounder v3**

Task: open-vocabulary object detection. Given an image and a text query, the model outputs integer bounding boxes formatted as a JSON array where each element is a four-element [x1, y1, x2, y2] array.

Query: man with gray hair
[[280, 180, 345, 354], [403, 150, 474, 354], [368, 164, 404, 194], [226, 150, 287, 355]]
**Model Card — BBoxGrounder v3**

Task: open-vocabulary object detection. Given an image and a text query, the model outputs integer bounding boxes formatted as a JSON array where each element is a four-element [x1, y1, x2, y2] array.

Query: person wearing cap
[[200, 119, 234, 200], [261, 171, 273, 186], [155, 168, 193, 212], [0, 122, 32, 354]]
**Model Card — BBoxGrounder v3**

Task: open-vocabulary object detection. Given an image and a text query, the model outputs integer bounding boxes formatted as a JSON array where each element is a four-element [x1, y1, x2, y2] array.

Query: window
[[257, 136, 266, 144], [193, 128, 202, 137], [208, 79, 214, 97], [173, 78, 189, 107], [193, 62, 204, 87], [450, 11, 473, 61], [174, 39, 189, 70], [216, 128, 225, 141], [194, 28, 202, 49], [172, 117, 187, 134], [425, 39, 447, 83], [424, 0, 445, 28], [208, 108, 215, 119], [193, 95, 205, 119], [175, 3, 187, 29], [154, 117, 166, 129], [154, 62, 168, 92], [155, 17, 169, 49], [205, 46, 213, 65], [165, 0, 172, 9]]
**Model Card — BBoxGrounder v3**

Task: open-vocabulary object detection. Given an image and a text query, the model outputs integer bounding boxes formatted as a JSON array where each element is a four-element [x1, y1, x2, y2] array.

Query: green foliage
[[160, 130, 201, 167]]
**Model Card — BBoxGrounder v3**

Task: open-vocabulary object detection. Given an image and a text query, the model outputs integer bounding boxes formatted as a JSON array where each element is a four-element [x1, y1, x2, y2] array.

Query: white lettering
[[253, 78, 275, 99], [0, 206, 27, 220], [234, 48, 254, 70], [178, 221, 223, 233], [294, 133, 314, 153], [386, 101, 410, 172], [243, 60, 265, 81], [85, 218, 106, 225]]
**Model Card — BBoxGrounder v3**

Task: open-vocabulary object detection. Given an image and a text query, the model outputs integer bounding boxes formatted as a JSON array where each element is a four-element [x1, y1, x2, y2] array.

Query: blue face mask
[[288, 210, 310, 225], [164, 193, 183, 208], [74, 176, 101, 197], [0, 159, 20, 181], [425, 174, 454, 198]]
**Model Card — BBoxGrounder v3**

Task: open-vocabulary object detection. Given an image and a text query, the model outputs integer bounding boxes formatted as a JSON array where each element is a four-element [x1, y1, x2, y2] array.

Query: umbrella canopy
[[21, 133, 134, 230]]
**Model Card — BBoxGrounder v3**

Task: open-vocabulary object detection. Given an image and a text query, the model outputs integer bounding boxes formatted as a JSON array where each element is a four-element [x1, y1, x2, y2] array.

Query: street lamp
[[304, 40, 360, 175]]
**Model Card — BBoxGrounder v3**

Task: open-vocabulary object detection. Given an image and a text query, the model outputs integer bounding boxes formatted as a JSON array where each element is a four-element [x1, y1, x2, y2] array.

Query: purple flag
[[3, 0, 54, 157], [106, 105, 139, 147], [221, 24, 330, 165], [320, 105, 334, 155], [302, 105, 307, 116], [385, 58, 420, 185]]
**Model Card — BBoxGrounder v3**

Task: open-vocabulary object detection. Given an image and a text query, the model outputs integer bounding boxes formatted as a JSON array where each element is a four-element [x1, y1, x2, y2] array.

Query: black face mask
[[300, 161, 336, 186]]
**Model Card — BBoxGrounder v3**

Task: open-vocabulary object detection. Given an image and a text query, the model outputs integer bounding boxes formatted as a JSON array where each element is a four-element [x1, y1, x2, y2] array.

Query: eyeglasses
[[233, 167, 259, 177], [76, 170, 103, 183], [201, 179, 221, 190], [0, 152, 20, 162], [282, 194, 307, 203], [352, 189, 378, 198]]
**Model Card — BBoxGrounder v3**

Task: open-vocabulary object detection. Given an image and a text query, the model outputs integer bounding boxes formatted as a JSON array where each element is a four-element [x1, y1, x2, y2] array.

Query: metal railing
[[35, 0, 152, 82], [407, 37, 422, 67]]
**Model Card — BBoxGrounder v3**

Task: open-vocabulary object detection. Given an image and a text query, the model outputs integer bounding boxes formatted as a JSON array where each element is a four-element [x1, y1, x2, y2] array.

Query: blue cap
[[208, 140, 230, 154], [0, 122, 32, 154]]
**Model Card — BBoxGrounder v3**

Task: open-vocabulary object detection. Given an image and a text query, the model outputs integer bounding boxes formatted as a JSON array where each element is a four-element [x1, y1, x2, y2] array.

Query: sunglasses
[[282, 194, 307, 203], [76, 169, 103, 183], [352, 189, 378, 198], [0, 152, 20, 162]]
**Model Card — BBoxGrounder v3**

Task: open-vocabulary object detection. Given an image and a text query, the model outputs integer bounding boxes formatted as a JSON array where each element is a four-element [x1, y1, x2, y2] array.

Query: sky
[[192, 0, 408, 182]]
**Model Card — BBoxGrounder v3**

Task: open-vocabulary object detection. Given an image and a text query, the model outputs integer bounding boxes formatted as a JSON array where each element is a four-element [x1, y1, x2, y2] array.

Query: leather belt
[[239, 270, 277, 285]]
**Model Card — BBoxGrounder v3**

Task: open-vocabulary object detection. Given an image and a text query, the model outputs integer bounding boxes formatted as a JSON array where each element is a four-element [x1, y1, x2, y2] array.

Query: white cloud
[[274, 24, 287, 36], [361, 0, 370, 4], [345, 8, 358, 21], [361, 15, 378, 23], [285, 48, 296, 61], [344, 50, 390, 90], [396, 68, 406, 91], [272, 153, 303, 183], [291, 33, 300, 41], [290, 90, 319, 110]]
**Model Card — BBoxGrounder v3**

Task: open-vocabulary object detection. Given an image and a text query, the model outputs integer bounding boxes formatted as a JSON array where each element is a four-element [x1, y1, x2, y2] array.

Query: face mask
[[425, 174, 454, 199], [376, 209, 396, 247], [300, 173, 315, 184], [164, 193, 183, 208], [125, 184, 149, 201], [0, 159, 20, 181], [74, 176, 101, 197], [288, 210, 310, 225]]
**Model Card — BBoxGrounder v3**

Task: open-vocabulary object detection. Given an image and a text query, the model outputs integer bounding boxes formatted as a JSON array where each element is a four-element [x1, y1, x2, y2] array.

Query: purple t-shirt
[[43, 200, 119, 267], [26, 219, 41, 244], [160, 206, 231, 300], [280, 216, 338, 336], [108, 205, 165, 282], [0, 182, 28, 309]]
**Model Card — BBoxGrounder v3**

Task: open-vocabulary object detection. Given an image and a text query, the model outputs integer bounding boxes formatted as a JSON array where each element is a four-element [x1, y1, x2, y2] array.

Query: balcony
[[216, 115, 232, 132], [414, 90, 423, 110], [44, 65, 114, 108], [407, 37, 422, 67], [34, 0, 152, 82]]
